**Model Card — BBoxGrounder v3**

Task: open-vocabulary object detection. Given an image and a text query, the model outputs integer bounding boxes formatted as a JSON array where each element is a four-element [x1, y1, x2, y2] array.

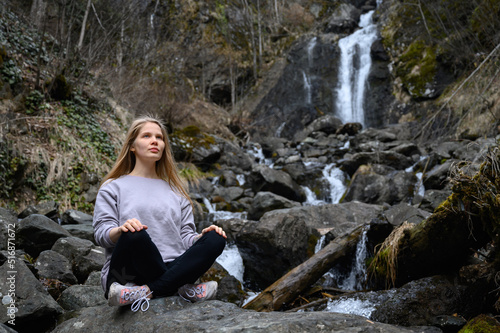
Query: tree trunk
[[243, 225, 366, 312], [77, 0, 92, 52]]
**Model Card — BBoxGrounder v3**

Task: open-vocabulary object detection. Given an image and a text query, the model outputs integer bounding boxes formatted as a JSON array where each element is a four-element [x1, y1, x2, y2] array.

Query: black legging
[[105, 229, 226, 298]]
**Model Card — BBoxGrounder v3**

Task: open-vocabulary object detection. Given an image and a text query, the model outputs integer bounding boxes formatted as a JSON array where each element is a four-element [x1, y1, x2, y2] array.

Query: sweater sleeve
[[93, 183, 119, 248], [179, 196, 197, 248]]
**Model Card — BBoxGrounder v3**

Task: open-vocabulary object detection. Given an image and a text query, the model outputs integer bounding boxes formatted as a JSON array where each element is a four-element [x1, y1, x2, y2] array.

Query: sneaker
[[108, 282, 153, 312], [178, 281, 218, 302]]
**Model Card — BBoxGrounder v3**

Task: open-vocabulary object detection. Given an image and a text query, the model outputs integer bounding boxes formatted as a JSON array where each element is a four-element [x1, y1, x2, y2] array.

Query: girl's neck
[[129, 164, 159, 179]]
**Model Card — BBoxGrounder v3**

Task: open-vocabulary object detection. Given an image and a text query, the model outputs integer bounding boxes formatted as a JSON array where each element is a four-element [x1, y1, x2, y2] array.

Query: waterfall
[[302, 70, 312, 104], [322, 164, 347, 204], [324, 226, 370, 291], [307, 37, 317, 67], [202, 197, 247, 222], [338, 226, 369, 291], [335, 10, 379, 127], [216, 243, 245, 283]]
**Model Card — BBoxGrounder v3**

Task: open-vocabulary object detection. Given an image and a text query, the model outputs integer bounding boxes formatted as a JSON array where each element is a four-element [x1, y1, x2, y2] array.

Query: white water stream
[[335, 9, 379, 127]]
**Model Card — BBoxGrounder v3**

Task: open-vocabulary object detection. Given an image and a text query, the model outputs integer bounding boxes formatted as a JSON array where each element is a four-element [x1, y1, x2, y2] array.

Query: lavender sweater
[[93, 175, 198, 291]]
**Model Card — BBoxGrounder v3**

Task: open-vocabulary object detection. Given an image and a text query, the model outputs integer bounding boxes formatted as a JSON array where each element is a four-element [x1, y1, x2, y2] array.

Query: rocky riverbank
[[1, 118, 500, 332]]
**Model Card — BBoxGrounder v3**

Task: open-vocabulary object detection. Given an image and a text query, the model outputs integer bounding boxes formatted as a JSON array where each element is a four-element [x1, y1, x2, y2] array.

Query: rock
[[294, 115, 343, 142], [51, 237, 105, 283], [212, 186, 245, 203], [35, 250, 78, 285], [61, 224, 96, 244], [371, 276, 465, 327], [423, 159, 455, 190], [201, 262, 247, 306], [323, 3, 361, 34], [336, 122, 363, 136], [61, 209, 93, 225], [216, 137, 255, 171], [58, 285, 106, 311], [419, 189, 451, 212], [340, 151, 414, 176], [382, 203, 431, 226], [52, 298, 438, 333], [248, 164, 305, 202], [248, 191, 301, 220], [17, 214, 72, 257], [458, 314, 500, 333], [84, 271, 102, 286], [18, 200, 60, 222], [343, 165, 418, 205], [0, 260, 63, 332], [236, 215, 311, 289]]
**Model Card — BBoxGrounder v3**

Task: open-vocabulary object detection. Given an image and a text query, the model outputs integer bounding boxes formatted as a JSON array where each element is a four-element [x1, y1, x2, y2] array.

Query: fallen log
[[243, 224, 366, 312]]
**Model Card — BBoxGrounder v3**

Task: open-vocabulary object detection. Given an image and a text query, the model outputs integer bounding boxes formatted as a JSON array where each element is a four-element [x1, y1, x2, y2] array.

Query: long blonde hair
[[101, 115, 191, 204]]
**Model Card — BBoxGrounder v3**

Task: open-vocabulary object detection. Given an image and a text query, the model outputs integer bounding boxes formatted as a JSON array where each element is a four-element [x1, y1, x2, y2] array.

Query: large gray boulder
[[371, 276, 466, 327], [52, 298, 440, 333], [17, 214, 72, 257], [343, 165, 418, 205], [51, 237, 105, 283], [236, 215, 311, 289], [0, 260, 63, 332], [248, 164, 306, 202], [58, 285, 106, 311], [248, 191, 301, 220], [35, 250, 78, 285]]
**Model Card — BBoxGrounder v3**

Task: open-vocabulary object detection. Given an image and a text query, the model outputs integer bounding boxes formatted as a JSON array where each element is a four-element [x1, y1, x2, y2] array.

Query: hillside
[[1, 0, 500, 212]]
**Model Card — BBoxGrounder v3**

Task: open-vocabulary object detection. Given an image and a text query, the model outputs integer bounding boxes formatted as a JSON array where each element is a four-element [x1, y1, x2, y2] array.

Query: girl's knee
[[206, 230, 226, 252], [119, 229, 151, 246]]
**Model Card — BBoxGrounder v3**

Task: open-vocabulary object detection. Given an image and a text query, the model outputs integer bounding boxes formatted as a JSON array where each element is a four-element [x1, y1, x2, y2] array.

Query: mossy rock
[[395, 40, 438, 99], [458, 314, 500, 333], [48, 74, 72, 101]]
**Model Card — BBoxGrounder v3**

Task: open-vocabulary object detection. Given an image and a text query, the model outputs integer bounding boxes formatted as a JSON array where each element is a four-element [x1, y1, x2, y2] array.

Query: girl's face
[[130, 122, 166, 163]]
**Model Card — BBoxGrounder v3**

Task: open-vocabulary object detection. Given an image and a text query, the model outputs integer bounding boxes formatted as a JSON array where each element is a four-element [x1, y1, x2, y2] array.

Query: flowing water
[[335, 10, 379, 127]]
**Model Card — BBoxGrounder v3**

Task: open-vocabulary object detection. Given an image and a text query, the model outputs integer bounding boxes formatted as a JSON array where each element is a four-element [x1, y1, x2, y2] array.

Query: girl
[[93, 115, 226, 312]]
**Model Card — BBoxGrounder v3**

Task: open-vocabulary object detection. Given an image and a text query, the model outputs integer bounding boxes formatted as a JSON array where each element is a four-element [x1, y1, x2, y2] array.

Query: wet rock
[[17, 214, 72, 257], [371, 276, 465, 327], [294, 115, 343, 142]]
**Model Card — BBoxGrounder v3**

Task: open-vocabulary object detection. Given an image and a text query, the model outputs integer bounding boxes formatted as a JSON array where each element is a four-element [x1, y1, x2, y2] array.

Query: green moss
[[396, 40, 438, 98], [458, 314, 500, 333]]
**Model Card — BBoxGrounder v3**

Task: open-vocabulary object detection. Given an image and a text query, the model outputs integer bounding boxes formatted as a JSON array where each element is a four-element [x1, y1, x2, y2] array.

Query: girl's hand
[[121, 218, 148, 233], [200, 225, 227, 239]]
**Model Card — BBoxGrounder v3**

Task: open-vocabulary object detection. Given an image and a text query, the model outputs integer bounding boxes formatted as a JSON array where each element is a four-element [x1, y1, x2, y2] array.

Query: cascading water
[[303, 163, 347, 206], [335, 9, 379, 127], [302, 70, 312, 105]]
